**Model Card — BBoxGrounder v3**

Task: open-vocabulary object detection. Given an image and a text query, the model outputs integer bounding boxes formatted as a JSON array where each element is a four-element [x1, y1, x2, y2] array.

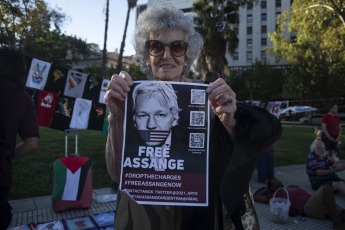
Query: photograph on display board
[[120, 81, 210, 206]]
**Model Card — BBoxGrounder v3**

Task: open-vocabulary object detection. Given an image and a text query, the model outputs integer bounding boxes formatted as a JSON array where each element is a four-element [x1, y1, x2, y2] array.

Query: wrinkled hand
[[104, 71, 133, 118], [206, 78, 237, 128]]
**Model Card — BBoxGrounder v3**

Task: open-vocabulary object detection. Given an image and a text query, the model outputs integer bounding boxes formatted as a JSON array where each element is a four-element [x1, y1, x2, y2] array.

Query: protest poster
[[120, 81, 209, 206]]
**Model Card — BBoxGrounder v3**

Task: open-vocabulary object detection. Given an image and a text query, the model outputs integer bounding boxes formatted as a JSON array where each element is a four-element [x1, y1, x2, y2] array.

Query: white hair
[[134, 4, 204, 79]]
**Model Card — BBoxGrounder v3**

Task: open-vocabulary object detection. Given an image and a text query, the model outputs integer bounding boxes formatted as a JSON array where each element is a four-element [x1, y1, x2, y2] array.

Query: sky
[[45, 0, 148, 56]]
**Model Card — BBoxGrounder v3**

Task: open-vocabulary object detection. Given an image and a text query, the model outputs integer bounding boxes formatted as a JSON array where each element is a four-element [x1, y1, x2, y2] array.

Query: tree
[[268, 0, 345, 99], [0, 0, 90, 68], [228, 61, 283, 101], [115, 0, 137, 74], [1, 0, 64, 49], [86, 63, 146, 80], [0, 0, 22, 47], [102, 0, 109, 78], [193, 0, 253, 82]]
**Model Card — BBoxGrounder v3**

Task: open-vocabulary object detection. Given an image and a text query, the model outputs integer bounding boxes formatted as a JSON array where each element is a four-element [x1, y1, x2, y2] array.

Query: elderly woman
[[104, 4, 282, 230]]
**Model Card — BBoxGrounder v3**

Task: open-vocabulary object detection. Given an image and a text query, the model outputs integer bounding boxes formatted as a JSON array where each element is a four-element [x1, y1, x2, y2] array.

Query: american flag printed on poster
[[138, 130, 170, 142]]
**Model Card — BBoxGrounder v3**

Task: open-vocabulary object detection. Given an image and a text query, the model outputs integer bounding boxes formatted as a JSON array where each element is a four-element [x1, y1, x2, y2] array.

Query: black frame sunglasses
[[145, 40, 188, 57]]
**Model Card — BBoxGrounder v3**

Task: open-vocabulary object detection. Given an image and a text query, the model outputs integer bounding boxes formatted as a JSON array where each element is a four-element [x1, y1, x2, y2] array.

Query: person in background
[[315, 127, 323, 141], [322, 103, 342, 160], [257, 145, 275, 184], [254, 177, 345, 230], [306, 139, 345, 195], [316, 126, 342, 161], [0, 48, 40, 229], [104, 4, 282, 230], [334, 141, 343, 161]]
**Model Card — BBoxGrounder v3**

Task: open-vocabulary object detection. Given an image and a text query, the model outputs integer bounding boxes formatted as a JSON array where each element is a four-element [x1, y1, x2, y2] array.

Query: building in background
[[70, 43, 139, 74], [227, 0, 293, 74]]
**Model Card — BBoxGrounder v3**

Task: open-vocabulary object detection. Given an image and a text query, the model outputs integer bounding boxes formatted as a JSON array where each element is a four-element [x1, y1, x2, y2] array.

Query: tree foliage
[[0, 0, 90, 68], [193, 0, 254, 81], [86, 63, 146, 80], [268, 0, 345, 99], [228, 61, 283, 101]]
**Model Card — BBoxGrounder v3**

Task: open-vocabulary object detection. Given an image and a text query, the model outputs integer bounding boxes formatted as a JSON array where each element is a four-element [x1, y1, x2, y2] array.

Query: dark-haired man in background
[[0, 48, 40, 229]]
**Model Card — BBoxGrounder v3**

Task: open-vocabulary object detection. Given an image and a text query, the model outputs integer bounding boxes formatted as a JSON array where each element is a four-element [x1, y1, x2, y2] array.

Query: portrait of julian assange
[[122, 81, 207, 173], [132, 82, 180, 147]]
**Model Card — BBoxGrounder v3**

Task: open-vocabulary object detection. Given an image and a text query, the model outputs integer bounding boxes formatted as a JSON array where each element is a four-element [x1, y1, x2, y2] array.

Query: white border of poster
[[119, 81, 210, 206]]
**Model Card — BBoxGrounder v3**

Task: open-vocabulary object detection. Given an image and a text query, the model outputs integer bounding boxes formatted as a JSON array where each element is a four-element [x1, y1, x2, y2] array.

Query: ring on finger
[[225, 95, 233, 104]]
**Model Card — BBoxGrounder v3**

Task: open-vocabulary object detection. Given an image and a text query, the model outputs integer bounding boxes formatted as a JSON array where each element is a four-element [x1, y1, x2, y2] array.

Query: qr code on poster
[[191, 89, 206, 104], [189, 133, 205, 148], [190, 111, 205, 126]]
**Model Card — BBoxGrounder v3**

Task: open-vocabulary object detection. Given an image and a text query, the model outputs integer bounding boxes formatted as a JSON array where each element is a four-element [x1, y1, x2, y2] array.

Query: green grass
[[274, 126, 344, 166], [274, 126, 316, 166], [9, 125, 345, 200], [10, 127, 111, 200]]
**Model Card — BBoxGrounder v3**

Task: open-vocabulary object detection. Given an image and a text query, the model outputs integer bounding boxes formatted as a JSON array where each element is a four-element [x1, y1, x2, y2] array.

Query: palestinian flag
[[52, 156, 92, 201]]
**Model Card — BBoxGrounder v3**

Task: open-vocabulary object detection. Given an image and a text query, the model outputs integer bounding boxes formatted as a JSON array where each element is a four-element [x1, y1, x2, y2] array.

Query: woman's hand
[[104, 71, 133, 118], [206, 78, 237, 136]]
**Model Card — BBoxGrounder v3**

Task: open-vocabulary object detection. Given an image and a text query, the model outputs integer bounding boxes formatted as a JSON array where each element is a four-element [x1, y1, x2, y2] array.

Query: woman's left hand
[[207, 78, 237, 135]]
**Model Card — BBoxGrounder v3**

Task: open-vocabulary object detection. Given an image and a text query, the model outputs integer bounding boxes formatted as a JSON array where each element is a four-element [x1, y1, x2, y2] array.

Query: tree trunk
[[196, 48, 226, 82], [102, 0, 109, 78], [115, 6, 131, 74]]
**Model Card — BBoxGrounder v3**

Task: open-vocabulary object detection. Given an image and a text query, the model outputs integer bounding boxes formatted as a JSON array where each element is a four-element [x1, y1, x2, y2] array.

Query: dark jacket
[[114, 103, 282, 230], [181, 103, 282, 229]]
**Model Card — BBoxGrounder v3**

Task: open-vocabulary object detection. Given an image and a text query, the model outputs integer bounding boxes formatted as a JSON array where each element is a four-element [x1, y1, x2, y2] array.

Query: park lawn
[[9, 125, 345, 200], [274, 126, 345, 166], [10, 127, 111, 200]]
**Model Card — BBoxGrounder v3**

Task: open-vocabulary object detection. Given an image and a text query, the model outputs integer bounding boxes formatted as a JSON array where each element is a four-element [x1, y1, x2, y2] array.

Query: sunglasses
[[145, 40, 188, 57]]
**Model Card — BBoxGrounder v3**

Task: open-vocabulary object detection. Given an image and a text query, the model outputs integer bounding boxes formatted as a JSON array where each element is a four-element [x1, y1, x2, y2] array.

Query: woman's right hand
[[104, 71, 133, 118]]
